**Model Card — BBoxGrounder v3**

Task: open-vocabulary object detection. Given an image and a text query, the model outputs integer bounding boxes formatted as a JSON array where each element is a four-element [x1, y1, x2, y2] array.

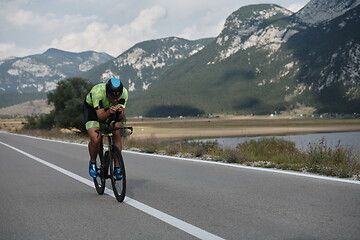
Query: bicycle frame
[[97, 130, 117, 179], [94, 123, 132, 202], [98, 133, 112, 180], [98, 124, 133, 163]]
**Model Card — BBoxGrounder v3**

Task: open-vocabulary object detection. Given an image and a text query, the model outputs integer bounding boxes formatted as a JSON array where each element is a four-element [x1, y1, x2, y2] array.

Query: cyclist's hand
[[111, 105, 124, 113], [109, 106, 118, 114], [115, 105, 124, 112]]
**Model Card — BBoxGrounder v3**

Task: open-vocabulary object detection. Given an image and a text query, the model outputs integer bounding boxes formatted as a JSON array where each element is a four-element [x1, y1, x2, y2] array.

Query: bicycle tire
[[109, 147, 126, 202], [93, 151, 106, 195]]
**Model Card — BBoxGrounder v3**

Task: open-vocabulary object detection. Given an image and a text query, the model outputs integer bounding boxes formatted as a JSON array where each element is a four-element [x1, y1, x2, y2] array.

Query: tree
[[23, 114, 55, 130], [47, 77, 93, 133]]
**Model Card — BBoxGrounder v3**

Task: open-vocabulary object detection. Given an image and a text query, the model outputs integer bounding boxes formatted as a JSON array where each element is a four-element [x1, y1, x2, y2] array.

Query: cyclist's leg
[[113, 122, 122, 148], [86, 125, 101, 178], [84, 102, 102, 163], [84, 102, 102, 178], [87, 126, 101, 162], [112, 121, 123, 168], [112, 124, 124, 181]]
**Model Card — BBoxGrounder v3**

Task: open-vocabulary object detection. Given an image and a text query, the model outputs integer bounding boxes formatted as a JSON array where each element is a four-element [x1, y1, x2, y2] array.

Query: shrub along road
[[1, 131, 359, 239]]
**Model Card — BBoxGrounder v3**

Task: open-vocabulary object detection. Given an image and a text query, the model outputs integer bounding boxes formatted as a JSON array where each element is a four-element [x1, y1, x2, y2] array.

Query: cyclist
[[83, 78, 128, 179]]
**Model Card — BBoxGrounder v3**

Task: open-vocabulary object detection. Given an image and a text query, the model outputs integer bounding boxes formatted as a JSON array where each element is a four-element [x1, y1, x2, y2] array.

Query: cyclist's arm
[[115, 89, 128, 120], [94, 88, 128, 122], [95, 107, 116, 122], [116, 106, 126, 120]]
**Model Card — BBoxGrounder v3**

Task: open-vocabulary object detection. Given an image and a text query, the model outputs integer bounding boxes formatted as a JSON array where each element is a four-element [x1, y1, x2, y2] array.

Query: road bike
[[93, 121, 133, 202]]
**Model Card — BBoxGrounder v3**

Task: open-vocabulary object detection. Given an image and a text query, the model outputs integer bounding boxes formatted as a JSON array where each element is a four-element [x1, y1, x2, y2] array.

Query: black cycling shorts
[[83, 101, 100, 129]]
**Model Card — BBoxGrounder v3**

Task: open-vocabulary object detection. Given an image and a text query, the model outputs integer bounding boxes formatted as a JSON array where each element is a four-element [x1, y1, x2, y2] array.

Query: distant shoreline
[[127, 117, 360, 141], [1, 116, 359, 141]]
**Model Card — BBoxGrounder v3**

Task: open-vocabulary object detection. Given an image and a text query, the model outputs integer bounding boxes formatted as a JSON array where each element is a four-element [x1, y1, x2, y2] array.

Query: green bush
[[23, 115, 38, 129], [237, 137, 301, 164], [187, 141, 219, 157], [220, 149, 248, 163], [304, 138, 360, 178], [23, 114, 54, 130], [48, 77, 93, 133], [164, 143, 181, 155], [23, 78, 93, 133], [123, 136, 359, 179]]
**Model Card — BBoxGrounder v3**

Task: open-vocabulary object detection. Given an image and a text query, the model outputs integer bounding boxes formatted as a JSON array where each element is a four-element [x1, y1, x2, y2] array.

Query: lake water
[[193, 131, 360, 151]]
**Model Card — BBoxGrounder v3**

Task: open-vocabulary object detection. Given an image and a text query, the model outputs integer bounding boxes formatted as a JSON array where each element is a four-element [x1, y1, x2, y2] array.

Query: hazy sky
[[0, 0, 309, 59]]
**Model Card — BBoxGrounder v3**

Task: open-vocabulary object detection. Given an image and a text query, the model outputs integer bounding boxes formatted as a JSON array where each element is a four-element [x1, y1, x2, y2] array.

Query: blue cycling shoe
[[89, 162, 97, 178], [114, 167, 123, 180]]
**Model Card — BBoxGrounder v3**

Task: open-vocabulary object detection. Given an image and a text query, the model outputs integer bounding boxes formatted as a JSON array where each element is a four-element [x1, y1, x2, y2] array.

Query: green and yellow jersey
[[86, 83, 128, 109], [84, 83, 128, 130]]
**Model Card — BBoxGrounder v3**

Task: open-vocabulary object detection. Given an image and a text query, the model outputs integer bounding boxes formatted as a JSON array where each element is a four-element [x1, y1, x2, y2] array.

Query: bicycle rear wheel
[[93, 151, 106, 195], [109, 147, 126, 202]]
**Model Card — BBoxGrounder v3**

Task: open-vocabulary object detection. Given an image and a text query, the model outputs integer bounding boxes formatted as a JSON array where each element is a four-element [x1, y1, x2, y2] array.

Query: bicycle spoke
[[93, 152, 105, 195], [93, 125, 129, 202], [110, 148, 126, 202]]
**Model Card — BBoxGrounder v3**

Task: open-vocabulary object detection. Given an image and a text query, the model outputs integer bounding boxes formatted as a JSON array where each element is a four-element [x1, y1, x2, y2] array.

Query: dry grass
[[4, 116, 360, 141], [16, 128, 88, 144], [0, 99, 53, 117], [123, 136, 360, 180], [0, 118, 26, 131]]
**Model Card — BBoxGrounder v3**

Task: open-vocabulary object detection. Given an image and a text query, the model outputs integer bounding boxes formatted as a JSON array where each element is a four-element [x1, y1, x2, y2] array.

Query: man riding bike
[[83, 78, 128, 179]]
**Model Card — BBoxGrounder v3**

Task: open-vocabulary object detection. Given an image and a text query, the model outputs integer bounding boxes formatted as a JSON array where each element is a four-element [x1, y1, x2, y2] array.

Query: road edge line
[[2, 131, 359, 185], [0, 140, 225, 240]]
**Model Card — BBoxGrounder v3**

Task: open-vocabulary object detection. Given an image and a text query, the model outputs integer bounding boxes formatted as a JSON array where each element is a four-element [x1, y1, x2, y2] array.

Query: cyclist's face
[[109, 97, 117, 104]]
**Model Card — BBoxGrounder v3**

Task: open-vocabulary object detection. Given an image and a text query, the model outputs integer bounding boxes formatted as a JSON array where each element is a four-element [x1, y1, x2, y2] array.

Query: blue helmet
[[106, 78, 123, 99]]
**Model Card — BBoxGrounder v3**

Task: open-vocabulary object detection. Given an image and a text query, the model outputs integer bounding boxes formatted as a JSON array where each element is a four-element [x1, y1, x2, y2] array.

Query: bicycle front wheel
[[109, 147, 126, 202], [93, 151, 105, 195]]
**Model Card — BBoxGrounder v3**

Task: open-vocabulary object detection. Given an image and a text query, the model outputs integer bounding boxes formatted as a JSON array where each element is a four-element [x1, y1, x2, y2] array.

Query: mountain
[[126, 1, 360, 117], [80, 37, 213, 93], [288, 2, 360, 113], [0, 99, 52, 117], [0, 48, 113, 94], [2, 0, 359, 116], [127, 4, 297, 116], [295, 0, 360, 25]]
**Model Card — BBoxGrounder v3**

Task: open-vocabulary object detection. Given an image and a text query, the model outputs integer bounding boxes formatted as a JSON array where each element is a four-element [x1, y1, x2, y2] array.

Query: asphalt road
[[1, 131, 359, 240]]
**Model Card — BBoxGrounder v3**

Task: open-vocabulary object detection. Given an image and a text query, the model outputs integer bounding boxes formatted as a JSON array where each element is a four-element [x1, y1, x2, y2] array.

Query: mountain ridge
[[295, 0, 360, 25], [126, 1, 360, 116], [0, 48, 113, 94], [79, 36, 214, 93], [1, 0, 359, 116]]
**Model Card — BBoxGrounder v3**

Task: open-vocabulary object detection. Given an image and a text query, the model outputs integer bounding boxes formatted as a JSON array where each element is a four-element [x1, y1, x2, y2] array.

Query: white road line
[[0, 140, 225, 240], [128, 151, 360, 185], [2, 131, 360, 185]]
